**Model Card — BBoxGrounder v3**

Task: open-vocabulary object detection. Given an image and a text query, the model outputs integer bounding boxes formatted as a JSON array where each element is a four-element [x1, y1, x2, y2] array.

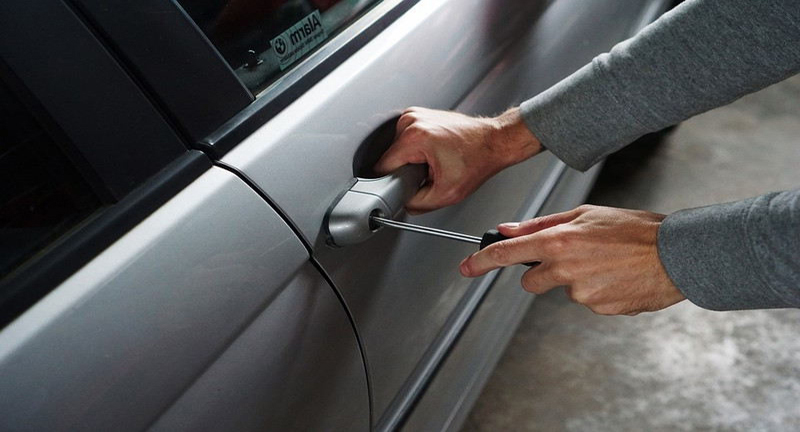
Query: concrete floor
[[462, 75, 800, 432]]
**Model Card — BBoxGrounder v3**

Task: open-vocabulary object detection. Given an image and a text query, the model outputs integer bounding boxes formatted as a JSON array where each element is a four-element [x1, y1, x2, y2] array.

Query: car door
[[0, 1, 368, 431], [203, 1, 670, 427], [114, 1, 558, 426], [66, 0, 672, 430]]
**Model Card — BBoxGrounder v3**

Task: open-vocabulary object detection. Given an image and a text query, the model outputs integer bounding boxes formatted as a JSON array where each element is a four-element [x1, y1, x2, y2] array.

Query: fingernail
[[498, 222, 519, 229]]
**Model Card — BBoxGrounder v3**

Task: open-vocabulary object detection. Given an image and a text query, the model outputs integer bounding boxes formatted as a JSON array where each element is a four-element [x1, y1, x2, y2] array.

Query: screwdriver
[[370, 215, 537, 266]]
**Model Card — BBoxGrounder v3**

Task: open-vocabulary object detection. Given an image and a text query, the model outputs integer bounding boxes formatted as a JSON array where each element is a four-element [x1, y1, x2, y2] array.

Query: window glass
[[178, 0, 381, 93], [0, 79, 102, 280]]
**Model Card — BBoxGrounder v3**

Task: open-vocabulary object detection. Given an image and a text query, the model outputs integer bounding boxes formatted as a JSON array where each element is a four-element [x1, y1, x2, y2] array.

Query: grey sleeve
[[518, 0, 800, 310], [658, 190, 800, 310], [520, 0, 800, 171]]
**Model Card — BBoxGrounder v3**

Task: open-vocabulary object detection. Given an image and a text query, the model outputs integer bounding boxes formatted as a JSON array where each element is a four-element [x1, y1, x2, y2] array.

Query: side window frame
[[70, 0, 421, 158], [66, 0, 255, 145], [0, 0, 210, 327]]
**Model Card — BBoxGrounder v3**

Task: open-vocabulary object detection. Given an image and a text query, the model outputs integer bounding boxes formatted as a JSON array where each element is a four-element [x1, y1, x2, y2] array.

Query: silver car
[[0, 0, 672, 430]]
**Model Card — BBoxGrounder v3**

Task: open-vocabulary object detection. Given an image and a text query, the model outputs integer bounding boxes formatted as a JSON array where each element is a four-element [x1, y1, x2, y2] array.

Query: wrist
[[487, 108, 542, 168]]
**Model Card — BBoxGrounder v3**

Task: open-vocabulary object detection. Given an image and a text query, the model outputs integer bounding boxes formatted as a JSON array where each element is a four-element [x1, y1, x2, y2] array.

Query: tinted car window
[[0, 78, 102, 280], [178, 0, 381, 93]]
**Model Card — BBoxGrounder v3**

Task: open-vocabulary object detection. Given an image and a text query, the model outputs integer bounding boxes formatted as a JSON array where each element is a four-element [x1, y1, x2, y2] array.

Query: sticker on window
[[270, 10, 328, 71]]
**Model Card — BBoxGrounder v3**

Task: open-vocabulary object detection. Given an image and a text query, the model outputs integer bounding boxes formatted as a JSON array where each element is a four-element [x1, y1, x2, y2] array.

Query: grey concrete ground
[[462, 75, 800, 432]]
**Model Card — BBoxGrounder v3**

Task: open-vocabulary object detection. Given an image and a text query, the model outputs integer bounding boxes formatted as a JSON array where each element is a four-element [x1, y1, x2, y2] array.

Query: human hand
[[459, 205, 685, 315], [374, 107, 542, 214]]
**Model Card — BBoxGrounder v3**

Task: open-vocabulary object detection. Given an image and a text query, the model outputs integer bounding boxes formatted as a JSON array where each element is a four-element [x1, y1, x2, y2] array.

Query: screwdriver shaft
[[370, 216, 482, 245]]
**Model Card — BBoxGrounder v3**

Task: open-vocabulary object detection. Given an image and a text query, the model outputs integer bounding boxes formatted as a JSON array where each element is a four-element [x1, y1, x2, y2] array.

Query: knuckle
[[556, 228, 577, 245], [520, 271, 538, 293], [460, 259, 474, 276], [403, 124, 429, 140], [520, 279, 535, 293], [542, 235, 566, 255], [550, 264, 574, 284], [570, 290, 590, 305], [487, 242, 512, 265], [440, 188, 464, 206], [404, 123, 424, 134], [400, 112, 419, 123], [590, 304, 622, 316], [542, 228, 579, 255], [565, 289, 580, 303], [521, 277, 543, 294], [526, 215, 550, 230]]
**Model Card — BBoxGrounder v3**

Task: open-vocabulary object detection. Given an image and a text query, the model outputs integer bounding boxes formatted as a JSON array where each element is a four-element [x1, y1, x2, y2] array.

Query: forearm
[[658, 189, 800, 310], [486, 108, 542, 168], [517, 0, 800, 171]]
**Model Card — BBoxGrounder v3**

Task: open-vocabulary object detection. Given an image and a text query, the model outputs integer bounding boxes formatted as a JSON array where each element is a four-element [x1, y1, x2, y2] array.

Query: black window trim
[[65, 0, 255, 145], [0, 151, 211, 330], [0, 0, 212, 328], [202, 0, 422, 158], [1, 0, 190, 201], [72, 0, 421, 159]]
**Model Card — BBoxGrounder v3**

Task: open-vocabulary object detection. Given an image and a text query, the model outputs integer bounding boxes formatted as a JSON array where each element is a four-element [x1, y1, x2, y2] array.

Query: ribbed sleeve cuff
[[657, 198, 794, 311]]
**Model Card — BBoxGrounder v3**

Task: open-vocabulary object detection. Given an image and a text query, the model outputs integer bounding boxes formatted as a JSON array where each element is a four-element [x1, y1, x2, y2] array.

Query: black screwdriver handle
[[479, 229, 539, 267]]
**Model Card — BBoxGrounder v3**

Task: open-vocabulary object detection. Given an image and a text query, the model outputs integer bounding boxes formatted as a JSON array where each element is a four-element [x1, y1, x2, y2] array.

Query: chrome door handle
[[326, 164, 427, 246]]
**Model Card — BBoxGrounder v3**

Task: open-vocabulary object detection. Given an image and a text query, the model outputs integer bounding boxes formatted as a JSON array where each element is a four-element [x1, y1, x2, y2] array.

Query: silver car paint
[[403, 2, 671, 429], [221, 0, 668, 422], [221, 0, 548, 245], [0, 0, 671, 430], [221, 0, 551, 417], [148, 262, 369, 432], [403, 165, 605, 432], [0, 168, 368, 431]]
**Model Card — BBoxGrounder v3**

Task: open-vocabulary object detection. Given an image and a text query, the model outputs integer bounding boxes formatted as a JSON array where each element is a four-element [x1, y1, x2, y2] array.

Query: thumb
[[497, 208, 581, 237]]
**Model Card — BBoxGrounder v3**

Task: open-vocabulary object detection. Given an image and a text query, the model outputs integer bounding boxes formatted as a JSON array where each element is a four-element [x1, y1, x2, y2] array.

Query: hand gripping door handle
[[326, 164, 427, 247]]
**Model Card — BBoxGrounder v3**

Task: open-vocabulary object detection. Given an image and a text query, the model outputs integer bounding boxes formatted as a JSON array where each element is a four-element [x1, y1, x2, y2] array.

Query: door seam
[[213, 160, 375, 430]]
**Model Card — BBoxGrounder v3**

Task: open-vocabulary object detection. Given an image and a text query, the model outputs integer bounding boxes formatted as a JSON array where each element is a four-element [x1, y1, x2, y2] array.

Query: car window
[[177, 0, 381, 93], [0, 78, 102, 280]]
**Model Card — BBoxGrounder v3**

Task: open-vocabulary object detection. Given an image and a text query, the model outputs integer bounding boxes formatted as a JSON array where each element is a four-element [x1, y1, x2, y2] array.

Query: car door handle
[[326, 164, 427, 247]]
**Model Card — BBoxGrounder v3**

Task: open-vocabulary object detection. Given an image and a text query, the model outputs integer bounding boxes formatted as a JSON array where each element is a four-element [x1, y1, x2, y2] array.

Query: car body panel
[[220, 0, 671, 424], [0, 0, 673, 430], [221, 0, 546, 245], [220, 0, 549, 418], [0, 168, 367, 431], [402, 164, 605, 432], [401, 2, 671, 428], [148, 262, 369, 432]]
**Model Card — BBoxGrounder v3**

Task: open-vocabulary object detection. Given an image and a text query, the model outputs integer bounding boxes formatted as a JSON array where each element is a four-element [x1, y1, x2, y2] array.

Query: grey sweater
[[520, 0, 800, 310]]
